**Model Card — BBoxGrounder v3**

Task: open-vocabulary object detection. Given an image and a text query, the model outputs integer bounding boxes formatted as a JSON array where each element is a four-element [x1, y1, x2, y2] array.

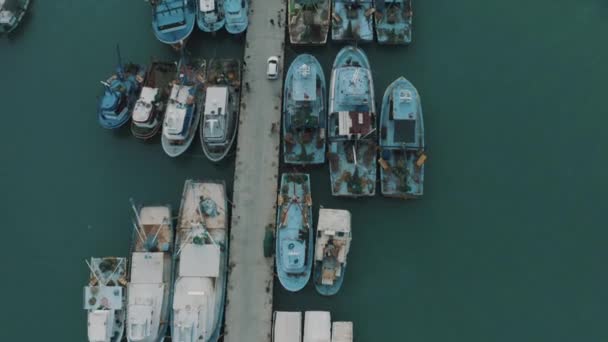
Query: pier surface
[[224, 1, 285, 341]]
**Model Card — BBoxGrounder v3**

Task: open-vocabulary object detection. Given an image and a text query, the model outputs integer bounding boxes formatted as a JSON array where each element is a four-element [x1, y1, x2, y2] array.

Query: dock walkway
[[224, 0, 286, 341]]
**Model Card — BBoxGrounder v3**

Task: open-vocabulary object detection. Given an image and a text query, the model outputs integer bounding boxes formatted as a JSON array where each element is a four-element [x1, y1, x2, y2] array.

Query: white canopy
[[87, 310, 112, 342], [179, 244, 220, 278], [331, 322, 353, 342], [130, 252, 164, 284], [317, 209, 351, 234], [304, 311, 331, 342], [273, 311, 302, 342]]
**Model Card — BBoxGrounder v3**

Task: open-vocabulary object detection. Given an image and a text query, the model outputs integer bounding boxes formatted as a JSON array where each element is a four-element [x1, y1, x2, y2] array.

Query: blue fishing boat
[[197, 0, 225, 32], [375, 0, 413, 44], [172, 180, 228, 341], [126, 203, 175, 342], [327, 46, 377, 197], [275, 173, 314, 292], [150, 0, 196, 45], [98, 48, 145, 130], [288, 0, 331, 45], [161, 58, 206, 157], [224, 0, 248, 34], [331, 0, 374, 42], [0, 0, 30, 35], [283, 54, 326, 165], [379, 76, 426, 198], [313, 209, 352, 296]]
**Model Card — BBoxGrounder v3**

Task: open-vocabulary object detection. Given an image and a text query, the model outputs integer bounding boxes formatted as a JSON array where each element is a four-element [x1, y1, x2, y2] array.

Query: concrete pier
[[224, 0, 285, 341]]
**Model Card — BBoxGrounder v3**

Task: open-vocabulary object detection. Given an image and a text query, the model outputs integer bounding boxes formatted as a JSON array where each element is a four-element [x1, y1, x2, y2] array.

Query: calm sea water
[[1, 1, 607, 341]]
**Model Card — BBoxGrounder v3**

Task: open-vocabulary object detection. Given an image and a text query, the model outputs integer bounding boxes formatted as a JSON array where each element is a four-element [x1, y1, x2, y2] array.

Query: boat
[[287, 0, 331, 44], [0, 0, 29, 34], [275, 173, 314, 292], [331, 0, 374, 42], [303, 311, 331, 342], [327, 46, 377, 197], [313, 209, 352, 296], [197, 0, 225, 32], [283, 54, 326, 165], [223, 0, 248, 34], [98, 48, 146, 130], [200, 59, 242, 162], [83, 257, 128, 342], [172, 180, 228, 341], [126, 204, 175, 342], [374, 0, 413, 44], [131, 61, 178, 140], [331, 322, 353, 342], [379, 76, 425, 198], [272, 311, 302, 342], [161, 58, 207, 157], [150, 0, 196, 45]]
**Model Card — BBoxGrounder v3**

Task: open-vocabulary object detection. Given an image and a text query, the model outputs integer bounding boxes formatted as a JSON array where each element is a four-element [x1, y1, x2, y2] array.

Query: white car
[[267, 56, 279, 79]]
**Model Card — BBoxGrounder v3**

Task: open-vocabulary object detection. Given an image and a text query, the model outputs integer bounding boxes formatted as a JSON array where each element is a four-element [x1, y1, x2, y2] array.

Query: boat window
[[337, 232, 345, 237]]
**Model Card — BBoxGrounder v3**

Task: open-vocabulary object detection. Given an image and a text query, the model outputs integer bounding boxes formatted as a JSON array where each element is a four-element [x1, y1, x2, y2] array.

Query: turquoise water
[[1, 1, 607, 341]]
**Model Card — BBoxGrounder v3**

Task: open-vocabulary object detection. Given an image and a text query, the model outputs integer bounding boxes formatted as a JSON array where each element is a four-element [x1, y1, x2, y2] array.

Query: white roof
[[304, 311, 331, 342], [164, 85, 192, 135], [273, 311, 302, 342], [130, 252, 164, 284], [331, 322, 353, 342], [139, 206, 171, 225], [318, 209, 351, 233], [88, 310, 111, 342], [172, 276, 213, 310], [179, 244, 221, 277], [204, 86, 228, 116], [337, 111, 351, 136], [132, 87, 159, 122], [0, 10, 14, 24], [200, 0, 215, 11]]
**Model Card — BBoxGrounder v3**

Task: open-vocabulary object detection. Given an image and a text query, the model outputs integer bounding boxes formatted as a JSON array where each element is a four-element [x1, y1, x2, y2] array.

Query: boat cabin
[[164, 85, 194, 139], [155, 0, 187, 32], [203, 86, 229, 143], [133, 87, 159, 125], [127, 252, 165, 341], [388, 87, 422, 148], [87, 310, 114, 342], [293, 64, 317, 103], [273, 311, 302, 342], [0, 0, 17, 33], [315, 209, 352, 285], [304, 311, 331, 342], [280, 238, 307, 273]]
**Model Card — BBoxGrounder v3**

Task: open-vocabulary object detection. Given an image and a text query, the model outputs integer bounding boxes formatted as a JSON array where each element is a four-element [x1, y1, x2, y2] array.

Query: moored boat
[[313, 209, 351, 296], [272, 311, 302, 342], [275, 173, 314, 292], [375, 0, 413, 44], [0, 0, 30, 34], [303, 311, 331, 342], [172, 179, 228, 341], [126, 204, 175, 342], [331, 0, 374, 42], [288, 0, 331, 45], [150, 0, 197, 45], [327, 46, 377, 197], [224, 0, 248, 34], [131, 61, 178, 140], [83, 257, 128, 342], [283, 54, 326, 165], [161, 58, 207, 157], [98, 48, 145, 130], [331, 322, 353, 342], [197, 0, 225, 32], [379, 76, 426, 198], [200, 59, 242, 162]]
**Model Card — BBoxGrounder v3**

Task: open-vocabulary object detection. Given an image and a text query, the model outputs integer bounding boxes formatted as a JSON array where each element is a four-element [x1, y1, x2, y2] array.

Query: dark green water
[[1, 1, 607, 341]]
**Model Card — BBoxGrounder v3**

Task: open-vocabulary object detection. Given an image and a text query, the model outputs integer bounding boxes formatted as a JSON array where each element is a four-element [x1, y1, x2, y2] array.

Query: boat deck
[[224, 0, 284, 340]]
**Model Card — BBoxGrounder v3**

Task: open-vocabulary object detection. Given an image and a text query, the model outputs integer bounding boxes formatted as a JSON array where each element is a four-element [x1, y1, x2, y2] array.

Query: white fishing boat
[[272, 311, 302, 342]]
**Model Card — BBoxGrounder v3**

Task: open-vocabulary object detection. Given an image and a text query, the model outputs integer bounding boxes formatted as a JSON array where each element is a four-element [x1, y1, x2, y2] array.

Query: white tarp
[[331, 322, 353, 342], [317, 209, 351, 233], [304, 311, 331, 342], [179, 244, 220, 277], [130, 252, 164, 283], [273, 311, 302, 342]]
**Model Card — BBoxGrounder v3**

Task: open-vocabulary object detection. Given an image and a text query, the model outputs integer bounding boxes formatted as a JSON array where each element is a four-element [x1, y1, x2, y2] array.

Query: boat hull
[[98, 64, 146, 130], [152, 0, 197, 44], [224, 0, 248, 34], [375, 0, 413, 44], [288, 0, 330, 45], [0, 0, 30, 34], [283, 54, 327, 165], [275, 173, 314, 292], [379, 77, 424, 198], [196, 0, 226, 32], [331, 0, 374, 42], [313, 262, 346, 296]]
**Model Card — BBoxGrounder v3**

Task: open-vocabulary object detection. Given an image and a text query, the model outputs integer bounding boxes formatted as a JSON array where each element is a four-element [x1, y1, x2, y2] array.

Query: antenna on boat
[[85, 259, 103, 286], [116, 44, 125, 80], [148, 217, 167, 248], [103, 258, 125, 286], [132, 220, 146, 244], [129, 198, 147, 241]]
